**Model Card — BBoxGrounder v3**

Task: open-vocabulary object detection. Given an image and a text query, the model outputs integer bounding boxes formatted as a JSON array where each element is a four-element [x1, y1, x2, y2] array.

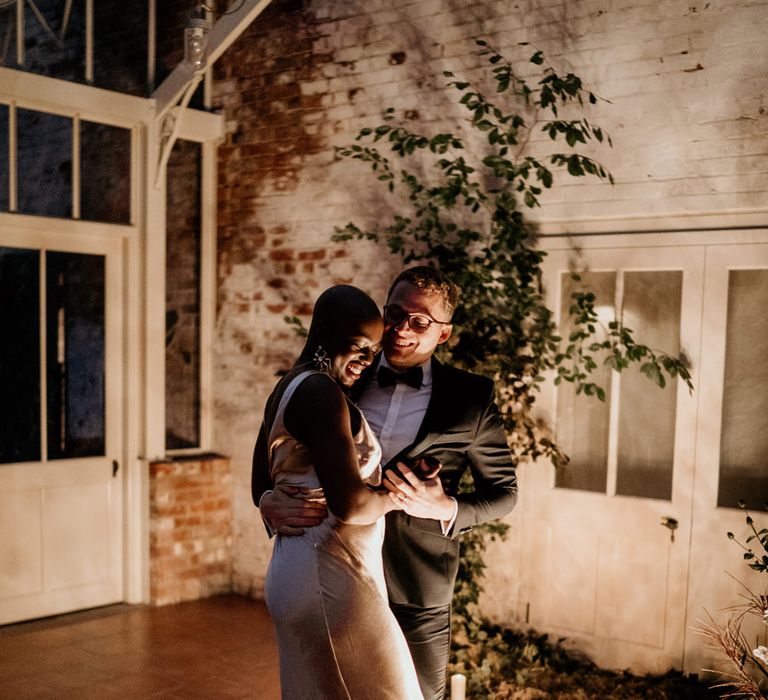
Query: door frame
[[684, 241, 768, 674], [2, 66, 224, 610], [525, 244, 702, 672], [515, 225, 768, 674], [0, 214, 130, 619]]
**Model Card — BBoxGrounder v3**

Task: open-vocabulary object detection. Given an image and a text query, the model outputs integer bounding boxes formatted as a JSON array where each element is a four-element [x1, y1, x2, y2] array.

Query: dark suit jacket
[[352, 356, 518, 608]]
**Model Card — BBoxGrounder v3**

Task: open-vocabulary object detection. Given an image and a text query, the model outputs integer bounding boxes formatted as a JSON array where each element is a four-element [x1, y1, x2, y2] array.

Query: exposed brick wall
[[149, 456, 233, 606], [210, 0, 768, 601]]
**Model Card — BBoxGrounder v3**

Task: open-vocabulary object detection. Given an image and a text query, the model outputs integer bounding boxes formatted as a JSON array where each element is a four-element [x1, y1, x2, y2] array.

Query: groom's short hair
[[387, 266, 460, 318]]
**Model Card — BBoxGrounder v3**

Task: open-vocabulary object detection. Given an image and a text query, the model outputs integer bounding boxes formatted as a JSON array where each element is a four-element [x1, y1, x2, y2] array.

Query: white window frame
[[163, 136, 217, 457], [1, 66, 223, 603]]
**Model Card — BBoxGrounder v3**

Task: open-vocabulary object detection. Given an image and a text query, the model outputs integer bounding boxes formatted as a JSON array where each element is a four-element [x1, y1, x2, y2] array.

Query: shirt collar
[[377, 354, 433, 387]]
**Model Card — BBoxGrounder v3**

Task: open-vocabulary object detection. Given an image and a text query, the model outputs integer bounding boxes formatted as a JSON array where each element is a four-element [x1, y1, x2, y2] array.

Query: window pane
[[555, 271, 615, 493], [718, 269, 768, 509], [616, 271, 682, 500], [0, 247, 41, 463], [165, 140, 201, 450], [93, 1, 149, 95], [0, 3, 19, 69], [20, 0, 86, 83], [17, 109, 72, 218], [80, 120, 131, 224], [0, 104, 8, 212], [46, 252, 105, 459]]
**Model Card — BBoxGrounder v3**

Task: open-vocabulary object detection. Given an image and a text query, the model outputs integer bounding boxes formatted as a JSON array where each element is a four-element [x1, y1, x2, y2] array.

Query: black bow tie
[[377, 365, 423, 389]]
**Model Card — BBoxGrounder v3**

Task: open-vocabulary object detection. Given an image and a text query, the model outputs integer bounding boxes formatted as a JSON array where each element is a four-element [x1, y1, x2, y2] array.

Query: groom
[[254, 266, 518, 700]]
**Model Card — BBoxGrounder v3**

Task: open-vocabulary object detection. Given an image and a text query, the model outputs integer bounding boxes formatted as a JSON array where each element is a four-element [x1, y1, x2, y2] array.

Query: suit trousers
[[391, 601, 452, 700]]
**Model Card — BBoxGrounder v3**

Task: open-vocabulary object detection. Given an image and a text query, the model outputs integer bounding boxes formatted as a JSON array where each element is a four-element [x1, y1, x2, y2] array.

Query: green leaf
[[567, 156, 584, 176]]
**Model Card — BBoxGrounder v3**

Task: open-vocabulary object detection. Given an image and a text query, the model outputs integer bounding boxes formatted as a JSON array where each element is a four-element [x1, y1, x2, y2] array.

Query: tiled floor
[[0, 595, 281, 699]]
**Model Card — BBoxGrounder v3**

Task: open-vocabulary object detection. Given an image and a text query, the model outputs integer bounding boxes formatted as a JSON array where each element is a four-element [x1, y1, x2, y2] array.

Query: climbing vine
[[334, 39, 691, 470], [331, 39, 693, 696]]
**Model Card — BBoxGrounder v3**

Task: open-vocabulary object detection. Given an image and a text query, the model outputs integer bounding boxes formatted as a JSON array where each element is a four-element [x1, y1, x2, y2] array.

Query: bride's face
[[329, 317, 383, 387]]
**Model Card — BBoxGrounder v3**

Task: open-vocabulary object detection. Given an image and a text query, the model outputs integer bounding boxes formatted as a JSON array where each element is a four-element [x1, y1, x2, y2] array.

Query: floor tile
[[0, 595, 281, 699]]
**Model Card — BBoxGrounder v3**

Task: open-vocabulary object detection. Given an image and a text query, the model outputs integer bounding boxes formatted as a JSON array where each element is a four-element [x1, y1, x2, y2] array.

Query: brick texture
[[210, 0, 768, 601], [149, 456, 233, 606]]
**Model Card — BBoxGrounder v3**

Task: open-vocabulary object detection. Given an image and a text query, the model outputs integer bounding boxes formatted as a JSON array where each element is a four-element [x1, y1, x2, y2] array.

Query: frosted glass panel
[[718, 270, 768, 509], [555, 271, 615, 493], [616, 272, 682, 500]]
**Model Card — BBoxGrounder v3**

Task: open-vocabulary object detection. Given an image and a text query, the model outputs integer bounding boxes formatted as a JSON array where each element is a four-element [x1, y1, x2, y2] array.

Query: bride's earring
[[313, 345, 331, 373]]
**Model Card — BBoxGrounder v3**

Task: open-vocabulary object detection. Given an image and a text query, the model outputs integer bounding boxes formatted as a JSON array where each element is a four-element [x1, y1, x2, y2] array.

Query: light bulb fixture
[[184, 7, 210, 71], [183, 1, 248, 71]]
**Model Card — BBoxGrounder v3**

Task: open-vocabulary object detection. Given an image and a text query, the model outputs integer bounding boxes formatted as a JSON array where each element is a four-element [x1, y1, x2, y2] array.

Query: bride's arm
[[285, 374, 396, 525]]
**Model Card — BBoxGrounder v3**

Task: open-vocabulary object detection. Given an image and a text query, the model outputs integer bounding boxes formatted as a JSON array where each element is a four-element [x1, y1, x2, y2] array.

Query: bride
[[252, 284, 423, 700]]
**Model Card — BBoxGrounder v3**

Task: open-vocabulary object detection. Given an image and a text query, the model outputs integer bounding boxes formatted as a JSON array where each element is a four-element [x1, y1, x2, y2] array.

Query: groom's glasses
[[383, 305, 451, 334]]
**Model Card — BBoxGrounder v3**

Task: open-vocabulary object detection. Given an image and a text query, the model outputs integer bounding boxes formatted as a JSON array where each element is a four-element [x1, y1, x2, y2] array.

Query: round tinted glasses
[[383, 304, 451, 334]]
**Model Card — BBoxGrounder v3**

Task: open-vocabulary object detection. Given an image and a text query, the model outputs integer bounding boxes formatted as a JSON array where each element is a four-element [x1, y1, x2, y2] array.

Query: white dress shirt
[[357, 356, 433, 465], [357, 357, 458, 534]]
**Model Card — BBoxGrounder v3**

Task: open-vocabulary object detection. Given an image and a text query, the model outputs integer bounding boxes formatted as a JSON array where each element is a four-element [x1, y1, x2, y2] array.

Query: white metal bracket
[[154, 73, 204, 189], [151, 0, 273, 187]]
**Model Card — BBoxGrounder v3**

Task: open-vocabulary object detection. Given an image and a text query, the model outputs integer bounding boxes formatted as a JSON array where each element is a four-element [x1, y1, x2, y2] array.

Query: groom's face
[[383, 281, 452, 370]]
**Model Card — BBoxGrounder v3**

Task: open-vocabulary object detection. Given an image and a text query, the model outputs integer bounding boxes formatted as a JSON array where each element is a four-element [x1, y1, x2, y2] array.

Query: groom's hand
[[260, 486, 327, 536], [383, 463, 455, 522]]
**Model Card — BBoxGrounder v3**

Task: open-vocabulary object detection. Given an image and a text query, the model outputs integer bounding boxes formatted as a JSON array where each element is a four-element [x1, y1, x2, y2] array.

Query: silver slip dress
[[264, 370, 423, 700]]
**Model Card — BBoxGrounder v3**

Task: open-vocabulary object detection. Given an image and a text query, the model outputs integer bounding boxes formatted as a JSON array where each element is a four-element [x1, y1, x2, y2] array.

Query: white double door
[[0, 223, 124, 624], [524, 238, 768, 674]]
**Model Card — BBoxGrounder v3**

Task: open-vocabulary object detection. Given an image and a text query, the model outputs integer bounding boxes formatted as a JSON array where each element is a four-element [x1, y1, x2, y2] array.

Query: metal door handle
[[661, 516, 678, 542], [112, 460, 119, 477]]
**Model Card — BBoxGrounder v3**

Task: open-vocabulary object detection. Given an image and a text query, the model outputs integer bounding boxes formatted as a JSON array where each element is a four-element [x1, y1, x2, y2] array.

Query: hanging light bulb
[[184, 5, 210, 71]]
